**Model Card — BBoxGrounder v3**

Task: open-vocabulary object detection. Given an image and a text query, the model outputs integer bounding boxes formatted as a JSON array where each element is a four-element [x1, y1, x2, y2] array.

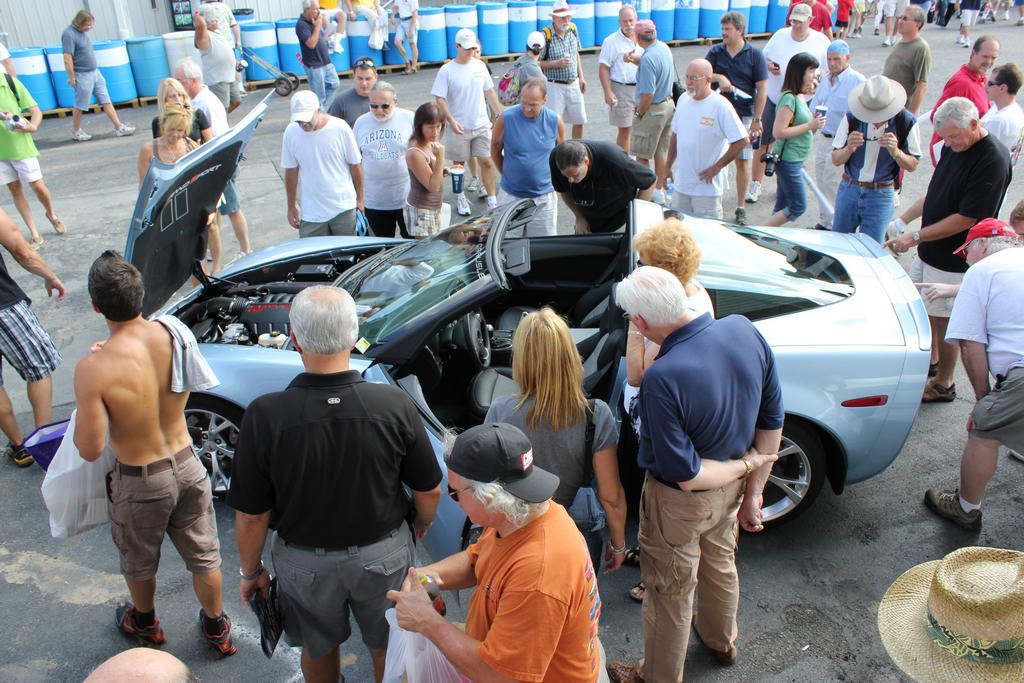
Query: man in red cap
[[920, 219, 1024, 530]]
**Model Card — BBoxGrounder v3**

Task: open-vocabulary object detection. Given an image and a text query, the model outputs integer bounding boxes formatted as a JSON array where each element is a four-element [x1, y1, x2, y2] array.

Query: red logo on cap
[[520, 449, 533, 471]]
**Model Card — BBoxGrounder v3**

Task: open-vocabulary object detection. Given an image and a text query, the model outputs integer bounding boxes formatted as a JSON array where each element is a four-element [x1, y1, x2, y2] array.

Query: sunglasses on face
[[447, 484, 471, 502], [369, 103, 392, 109], [987, 81, 1003, 87]]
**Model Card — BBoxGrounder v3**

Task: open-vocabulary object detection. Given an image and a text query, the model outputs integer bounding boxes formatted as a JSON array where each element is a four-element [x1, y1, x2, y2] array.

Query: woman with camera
[[764, 52, 825, 227]]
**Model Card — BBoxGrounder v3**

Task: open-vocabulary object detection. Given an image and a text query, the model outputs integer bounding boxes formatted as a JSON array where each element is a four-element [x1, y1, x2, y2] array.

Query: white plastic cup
[[814, 105, 828, 119], [450, 166, 464, 194]]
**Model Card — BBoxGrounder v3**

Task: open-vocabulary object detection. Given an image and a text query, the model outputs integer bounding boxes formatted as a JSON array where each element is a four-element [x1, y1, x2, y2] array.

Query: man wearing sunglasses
[[327, 57, 378, 128], [980, 63, 1024, 156], [388, 423, 609, 682]]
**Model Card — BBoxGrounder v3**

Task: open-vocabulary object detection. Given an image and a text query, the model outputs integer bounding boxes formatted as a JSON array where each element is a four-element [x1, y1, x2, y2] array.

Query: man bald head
[[85, 648, 196, 683], [685, 58, 714, 99]]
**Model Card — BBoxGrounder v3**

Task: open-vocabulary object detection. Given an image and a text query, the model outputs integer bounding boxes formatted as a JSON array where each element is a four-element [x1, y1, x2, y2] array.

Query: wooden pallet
[[137, 95, 159, 106], [41, 97, 140, 119]]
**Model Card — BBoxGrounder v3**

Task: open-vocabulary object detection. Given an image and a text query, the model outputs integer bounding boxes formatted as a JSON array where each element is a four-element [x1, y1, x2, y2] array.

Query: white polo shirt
[[281, 116, 362, 222], [598, 29, 641, 85]]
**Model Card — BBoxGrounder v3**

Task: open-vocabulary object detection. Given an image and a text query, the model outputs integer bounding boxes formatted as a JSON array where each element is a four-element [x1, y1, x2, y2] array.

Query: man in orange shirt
[[389, 423, 608, 682]]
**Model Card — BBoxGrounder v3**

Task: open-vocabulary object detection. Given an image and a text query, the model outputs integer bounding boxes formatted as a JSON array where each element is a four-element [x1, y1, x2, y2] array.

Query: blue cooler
[[729, 0, 751, 24], [674, 0, 699, 40], [569, 0, 595, 47], [698, 0, 727, 37], [275, 18, 304, 76], [9, 48, 56, 111], [418, 6, 447, 62], [749, 0, 769, 33], [651, 0, 675, 39], [348, 17, 383, 66], [241, 21, 279, 81], [24, 419, 70, 472], [125, 36, 169, 98], [536, 0, 556, 29], [478, 2, 510, 55], [94, 40, 137, 103], [445, 5, 478, 59], [595, 0, 620, 44], [766, 0, 789, 31], [509, 1, 537, 51]]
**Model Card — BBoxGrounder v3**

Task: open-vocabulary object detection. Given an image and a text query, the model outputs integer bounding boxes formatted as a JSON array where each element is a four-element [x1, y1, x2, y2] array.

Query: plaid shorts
[[403, 203, 442, 238], [0, 300, 61, 385]]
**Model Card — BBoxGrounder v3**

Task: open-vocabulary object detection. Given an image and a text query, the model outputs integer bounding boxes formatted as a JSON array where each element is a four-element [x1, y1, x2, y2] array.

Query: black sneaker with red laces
[[115, 603, 167, 647], [199, 610, 237, 658]]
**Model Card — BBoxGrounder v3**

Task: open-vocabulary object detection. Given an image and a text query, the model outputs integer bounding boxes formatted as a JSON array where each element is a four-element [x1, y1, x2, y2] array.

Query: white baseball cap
[[455, 28, 479, 50], [526, 30, 546, 50], [290, 90, 319, 123]]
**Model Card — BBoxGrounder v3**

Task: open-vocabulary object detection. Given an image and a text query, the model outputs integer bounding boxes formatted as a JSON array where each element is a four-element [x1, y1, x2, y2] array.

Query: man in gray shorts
[[61, 10, 136, 142], [74, 251, 234, 656], [924, 220, 1024, 531], [230, 286, 442, 683]]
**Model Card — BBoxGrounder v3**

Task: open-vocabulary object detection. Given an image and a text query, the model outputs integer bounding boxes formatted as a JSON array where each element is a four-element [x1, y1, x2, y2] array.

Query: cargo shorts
[[970, 367, 1024, 452]]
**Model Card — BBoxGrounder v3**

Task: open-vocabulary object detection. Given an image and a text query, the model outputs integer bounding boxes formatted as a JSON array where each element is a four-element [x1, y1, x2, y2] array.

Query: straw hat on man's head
[[878, 546, 1024, 682], [849, 75, 907, 124]]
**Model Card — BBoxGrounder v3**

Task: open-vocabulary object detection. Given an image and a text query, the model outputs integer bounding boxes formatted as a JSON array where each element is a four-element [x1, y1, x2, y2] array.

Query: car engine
[[177, 284, 306, 346]]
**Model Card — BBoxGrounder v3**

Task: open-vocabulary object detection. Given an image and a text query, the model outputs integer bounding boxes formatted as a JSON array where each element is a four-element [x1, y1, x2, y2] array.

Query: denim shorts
[[218, 173, 240, 215], [74, 69, 111, 111]]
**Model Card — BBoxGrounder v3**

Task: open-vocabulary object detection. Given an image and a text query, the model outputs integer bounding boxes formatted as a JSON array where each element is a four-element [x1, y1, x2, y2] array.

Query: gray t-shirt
[[513, 54, 545, 84], [485, 395, 617, 508], [327, 88, 370, 128], [61, 25, 96, 73]]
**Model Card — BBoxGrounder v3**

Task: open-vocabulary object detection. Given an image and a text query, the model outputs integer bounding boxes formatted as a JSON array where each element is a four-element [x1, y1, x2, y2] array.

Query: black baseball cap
[[448, 423, 559, 504]]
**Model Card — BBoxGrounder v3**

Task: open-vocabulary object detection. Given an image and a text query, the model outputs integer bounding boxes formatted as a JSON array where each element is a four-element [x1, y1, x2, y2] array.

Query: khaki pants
[[639, 472, 744, 683], [813, 134, 842, 226]]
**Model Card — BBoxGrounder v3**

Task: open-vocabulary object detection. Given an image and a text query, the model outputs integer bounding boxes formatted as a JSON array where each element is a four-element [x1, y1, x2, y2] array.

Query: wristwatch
[[239, 562, 265, 580], [751, 117, 762, 122], [912, 231, 921, 242]]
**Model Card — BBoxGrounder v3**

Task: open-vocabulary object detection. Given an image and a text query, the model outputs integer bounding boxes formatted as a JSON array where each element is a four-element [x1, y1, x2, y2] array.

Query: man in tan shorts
[[74, 250, 235, 657], [598, 5, 641, 154]]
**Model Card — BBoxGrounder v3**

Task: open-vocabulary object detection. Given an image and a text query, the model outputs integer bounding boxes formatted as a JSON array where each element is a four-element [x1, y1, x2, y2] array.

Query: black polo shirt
[[920, 135, 1011, 274], [705, 41, 768, 118], [549, 140, 657, 233], [295, 15, 330, 69], [228, 370, 442, 548]]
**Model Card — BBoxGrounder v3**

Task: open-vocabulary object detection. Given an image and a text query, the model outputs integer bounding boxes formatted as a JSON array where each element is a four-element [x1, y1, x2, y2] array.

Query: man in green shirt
[[0, 74, 66, 248]]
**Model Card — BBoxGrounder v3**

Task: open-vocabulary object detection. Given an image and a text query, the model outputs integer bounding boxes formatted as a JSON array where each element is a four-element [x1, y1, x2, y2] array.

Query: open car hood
[[124, 94, 270, 317]]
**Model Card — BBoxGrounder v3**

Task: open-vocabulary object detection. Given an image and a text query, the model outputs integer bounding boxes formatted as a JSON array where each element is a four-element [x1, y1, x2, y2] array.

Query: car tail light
[[841, 396, 888, 407]]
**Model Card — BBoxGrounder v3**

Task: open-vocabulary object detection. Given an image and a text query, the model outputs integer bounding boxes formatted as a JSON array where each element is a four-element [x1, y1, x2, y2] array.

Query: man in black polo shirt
[[550, 139, 656, 234], [611, 266, 782, 682], [295, 0, 341, 106], [229, 285, 442, 683], [886, 96, 1011, 404], [706, 11, 768, 226]]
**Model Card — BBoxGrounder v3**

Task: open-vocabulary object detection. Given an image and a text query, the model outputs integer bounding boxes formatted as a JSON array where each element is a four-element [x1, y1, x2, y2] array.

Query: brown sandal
[[607, 661, 644, 683], [627, 581, 645, 603]]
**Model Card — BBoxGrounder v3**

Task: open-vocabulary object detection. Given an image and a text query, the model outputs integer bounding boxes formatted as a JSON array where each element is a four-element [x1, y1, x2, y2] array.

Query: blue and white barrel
[[444, 5, 478, 59], [418, 6, 447, 62], [9, 48, 56, 111], [125, 35, 169, 98], [45, 45, 83, 108], [275, 18, 304, 75], [748, 0, 768, 33], [651, 0, 674, 38], [331, 40, 351, 72], [569, 0, 596, 47], [766, 0, 789, 32], [347, 17, 383, 66], [384, 25, 405, 65], [240, 21, 279, 81], [478, 2, 510, 55], [94, 40, 137, 102], [729, 0, 751, 24], [163, 30, 201, 74], [698, 0, 727, 37], [674, 0, 699, 39], [595, 0, 621, 44], [628, 0, 652, 20], [509, 1, 537, 50], [536, 0, 556, 29]]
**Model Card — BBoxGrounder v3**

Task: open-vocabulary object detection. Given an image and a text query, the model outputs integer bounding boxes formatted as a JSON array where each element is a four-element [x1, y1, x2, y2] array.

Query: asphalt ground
[[1, 18, 1022, 682]]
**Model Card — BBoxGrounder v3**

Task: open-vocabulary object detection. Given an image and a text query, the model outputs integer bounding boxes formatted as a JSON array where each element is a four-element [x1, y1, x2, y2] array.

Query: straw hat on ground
[[878, 546, 1024, 682]]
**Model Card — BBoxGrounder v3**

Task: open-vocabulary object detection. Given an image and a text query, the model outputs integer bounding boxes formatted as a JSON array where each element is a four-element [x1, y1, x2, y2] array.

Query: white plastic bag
[[40, 410, 116, 538], [382, 608, 470, 683]]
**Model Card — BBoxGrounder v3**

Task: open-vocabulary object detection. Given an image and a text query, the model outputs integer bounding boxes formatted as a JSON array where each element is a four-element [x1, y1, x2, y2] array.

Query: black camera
[[761, 152, 780, 177]]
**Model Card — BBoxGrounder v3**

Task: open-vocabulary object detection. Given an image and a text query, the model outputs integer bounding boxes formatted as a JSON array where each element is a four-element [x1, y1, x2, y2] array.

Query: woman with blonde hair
[[484, 307, 628, 572], [150, 77, 212, 144]]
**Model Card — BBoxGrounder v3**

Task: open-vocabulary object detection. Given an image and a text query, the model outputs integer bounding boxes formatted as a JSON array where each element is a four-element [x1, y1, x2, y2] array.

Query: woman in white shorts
[[405, 102, 448, 239]]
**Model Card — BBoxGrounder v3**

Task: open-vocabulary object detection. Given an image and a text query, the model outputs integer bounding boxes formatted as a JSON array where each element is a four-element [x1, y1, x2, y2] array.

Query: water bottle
[[419, 574, 446, 615]]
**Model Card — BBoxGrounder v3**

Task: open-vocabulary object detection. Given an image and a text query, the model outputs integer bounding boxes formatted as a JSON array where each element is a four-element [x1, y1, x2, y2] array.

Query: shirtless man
[[73, 251, 235, 657]]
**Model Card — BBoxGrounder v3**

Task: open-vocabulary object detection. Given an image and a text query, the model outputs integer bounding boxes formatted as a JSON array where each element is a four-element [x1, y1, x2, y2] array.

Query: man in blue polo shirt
[[295, 0, 341, 106], [831, 75, 921, 243], [706, 11, 768, 225], [612, 266, 783, 682]]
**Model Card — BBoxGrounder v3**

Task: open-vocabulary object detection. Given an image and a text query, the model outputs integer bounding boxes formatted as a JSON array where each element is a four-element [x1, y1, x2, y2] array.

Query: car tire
[[185, 396, 243, 498], [760, 420, 826, 528]]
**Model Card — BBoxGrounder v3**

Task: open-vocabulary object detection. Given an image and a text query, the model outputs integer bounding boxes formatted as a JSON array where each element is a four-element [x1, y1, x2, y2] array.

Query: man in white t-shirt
[[924, 219, 1024, 531], [201, 0, 243, 111], [665, 59, 749, 219], [351, 81, 414, 238], [282, 90, 363, 237], [981, 63, 1024, 158], [431, 28, 502, 216], [598, 5, 642, 154], [194, 9, 236, 110]]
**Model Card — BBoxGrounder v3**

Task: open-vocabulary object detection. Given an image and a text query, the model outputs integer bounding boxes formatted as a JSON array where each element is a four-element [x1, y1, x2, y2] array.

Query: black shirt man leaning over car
[[228, 285, 443, 683]]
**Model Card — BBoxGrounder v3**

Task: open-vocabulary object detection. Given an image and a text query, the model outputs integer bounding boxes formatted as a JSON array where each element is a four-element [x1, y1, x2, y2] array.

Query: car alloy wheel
[[184, 397, 243, 497], [760, 420, 826, 526]]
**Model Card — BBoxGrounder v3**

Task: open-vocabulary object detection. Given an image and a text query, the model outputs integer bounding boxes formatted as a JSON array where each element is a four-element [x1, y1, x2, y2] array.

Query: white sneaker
[[474, 182, 489, 198], [456, 193, 471, 216], [71, 129, 92, 142], [1017, 16, 1024, 25], [466, 179, 482, 195], [486, 195, 497, 210], [745, 180, 761, 204], [115, 123, 137, 136]]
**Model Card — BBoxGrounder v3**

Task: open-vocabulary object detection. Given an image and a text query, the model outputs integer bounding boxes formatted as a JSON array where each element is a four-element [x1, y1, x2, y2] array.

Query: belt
[[651, 98, 669, 106], [282, 526, 401, 554], [550, 79, 577, 85], [842, 173, 894, 189], [610, 80, 637, 86], [822, 133, 834, 138], [116, 446, 195, 476]]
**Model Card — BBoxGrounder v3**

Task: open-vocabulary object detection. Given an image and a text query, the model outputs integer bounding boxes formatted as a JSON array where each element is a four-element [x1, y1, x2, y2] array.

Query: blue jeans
[[304, 63, 340, 107], [831, 179, 894, 244], [772, 159, 807, 221]]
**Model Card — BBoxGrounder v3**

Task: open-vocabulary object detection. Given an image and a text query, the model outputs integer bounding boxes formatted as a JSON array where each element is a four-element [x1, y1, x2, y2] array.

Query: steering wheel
[[453, 310, 491, 370]]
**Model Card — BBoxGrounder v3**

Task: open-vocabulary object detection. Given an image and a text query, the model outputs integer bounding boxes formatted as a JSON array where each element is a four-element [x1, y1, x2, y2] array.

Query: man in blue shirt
[[630, 19, 675, 205], [490, 78, 565, 236], [809, 40, 865, 229], [295, 0, 341, 106], [612, 265, 783, 683]]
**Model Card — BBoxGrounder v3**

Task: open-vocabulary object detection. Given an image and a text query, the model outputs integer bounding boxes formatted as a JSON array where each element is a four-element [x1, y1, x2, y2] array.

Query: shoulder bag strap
[[582, 399, 596, 485]]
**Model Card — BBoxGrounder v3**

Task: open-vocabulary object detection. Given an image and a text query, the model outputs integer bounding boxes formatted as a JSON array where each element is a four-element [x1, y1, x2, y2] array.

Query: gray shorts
[[971, 367, 1024, 452], [299, 208, 356, 237], [208, 81, 232, 108], [74, 69, 111, 111], [271, 524, 414, 658]]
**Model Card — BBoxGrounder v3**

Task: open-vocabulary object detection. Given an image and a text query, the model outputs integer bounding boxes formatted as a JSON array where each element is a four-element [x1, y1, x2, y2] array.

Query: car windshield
[[346, 218, 494, 346]]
